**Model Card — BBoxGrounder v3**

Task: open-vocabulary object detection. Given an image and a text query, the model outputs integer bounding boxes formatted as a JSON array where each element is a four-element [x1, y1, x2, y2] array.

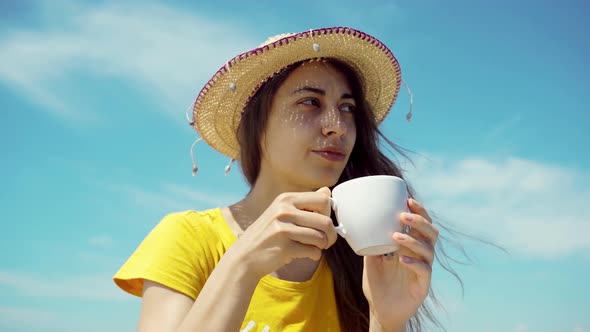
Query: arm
[[369, 312, 406, 332], [364, 199, 437, 332], [136, 189, 337, 332], [138, 247, 260, 332]]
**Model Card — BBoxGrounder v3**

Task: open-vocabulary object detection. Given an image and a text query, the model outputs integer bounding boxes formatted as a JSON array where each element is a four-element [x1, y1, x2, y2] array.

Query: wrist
[[369, 312, 406, 332], [219, 245, 263, 288]]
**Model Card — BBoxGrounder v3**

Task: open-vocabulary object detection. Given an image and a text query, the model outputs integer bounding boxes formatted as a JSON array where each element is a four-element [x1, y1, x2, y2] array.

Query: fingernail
[[402, 213, 414, 223], [395, 233, 407, 240], [401, 255, 413, 263], [411, 198, 423, 208]]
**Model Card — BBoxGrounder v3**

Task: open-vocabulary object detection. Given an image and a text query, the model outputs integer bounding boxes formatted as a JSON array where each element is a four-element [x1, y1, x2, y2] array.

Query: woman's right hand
[[138, 188, 336, 332], [227, 187, 337, 279]]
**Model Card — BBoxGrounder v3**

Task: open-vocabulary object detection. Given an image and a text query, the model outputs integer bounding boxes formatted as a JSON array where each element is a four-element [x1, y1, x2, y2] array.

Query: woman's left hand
[[362, 198, 438, 331]]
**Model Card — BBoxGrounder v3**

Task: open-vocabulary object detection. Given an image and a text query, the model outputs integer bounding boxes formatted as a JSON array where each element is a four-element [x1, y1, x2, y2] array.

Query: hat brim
[[193, 27, 401, 159]]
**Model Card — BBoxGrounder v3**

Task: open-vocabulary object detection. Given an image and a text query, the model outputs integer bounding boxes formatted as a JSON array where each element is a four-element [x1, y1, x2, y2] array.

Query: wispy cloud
[[404, 155, 590, 259], [0, 270, 128, 301], [0, 306, 66, 331], [76, 251, 122, 269], [88, 234, 113, 248], [161, 183, 243, 207], [483, 113, 523, 144], [573, 326, 590, 332], [106, 182, 242, 213], [0, 1, 255, 124], [0, 305, 131, 332]]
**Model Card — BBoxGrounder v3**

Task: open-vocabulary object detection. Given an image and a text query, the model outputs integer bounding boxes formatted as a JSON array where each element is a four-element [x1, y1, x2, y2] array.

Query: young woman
[[114, 27, 440, 332]]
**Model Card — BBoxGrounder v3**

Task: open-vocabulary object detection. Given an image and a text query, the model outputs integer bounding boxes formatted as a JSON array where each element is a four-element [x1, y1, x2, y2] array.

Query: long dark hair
[[237, 58, 452, 331]]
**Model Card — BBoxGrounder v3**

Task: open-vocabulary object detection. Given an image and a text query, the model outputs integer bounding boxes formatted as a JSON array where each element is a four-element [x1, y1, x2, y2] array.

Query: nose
[[321, 106, 348, 137]]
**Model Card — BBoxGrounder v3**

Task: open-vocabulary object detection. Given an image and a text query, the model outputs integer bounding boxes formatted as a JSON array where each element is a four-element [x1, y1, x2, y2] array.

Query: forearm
[[177, 249, 259, 332], [369, 312, 406, 332]]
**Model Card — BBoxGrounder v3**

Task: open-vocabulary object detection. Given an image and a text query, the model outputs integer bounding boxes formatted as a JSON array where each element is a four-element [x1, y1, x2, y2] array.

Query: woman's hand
[[363, 198, 438, 331], [228, 187, 338, 280]]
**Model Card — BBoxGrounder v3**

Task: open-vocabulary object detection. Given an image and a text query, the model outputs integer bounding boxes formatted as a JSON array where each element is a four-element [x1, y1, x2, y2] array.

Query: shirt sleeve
[[113, 211, 219, 300]]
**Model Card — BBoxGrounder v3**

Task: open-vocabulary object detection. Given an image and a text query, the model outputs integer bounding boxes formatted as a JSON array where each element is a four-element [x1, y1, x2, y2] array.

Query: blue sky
[[1, 0, 589, 331]]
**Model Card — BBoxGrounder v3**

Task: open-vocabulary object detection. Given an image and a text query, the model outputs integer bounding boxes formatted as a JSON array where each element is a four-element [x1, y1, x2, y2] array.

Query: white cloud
[[0, 1, 255, 123], [0, 306, 61, 330], [161, 182, 243, 207], [76, 251, 121, 268], [403, 155, 590, 259], [0, 305, 132, 332], [88, 234, 113, 248], [483, 113, 523, 144], [106, 182, 242, 213], [0, 270, 128, 301], [573, 325, 589, 332]]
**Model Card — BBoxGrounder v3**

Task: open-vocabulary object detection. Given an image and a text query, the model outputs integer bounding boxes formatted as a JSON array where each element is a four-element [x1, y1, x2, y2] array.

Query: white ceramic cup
[[330, 175, 409, 256]]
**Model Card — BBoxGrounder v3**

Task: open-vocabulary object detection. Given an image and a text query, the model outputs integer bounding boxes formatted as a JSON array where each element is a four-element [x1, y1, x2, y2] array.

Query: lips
[[312, 147, 347, 162]]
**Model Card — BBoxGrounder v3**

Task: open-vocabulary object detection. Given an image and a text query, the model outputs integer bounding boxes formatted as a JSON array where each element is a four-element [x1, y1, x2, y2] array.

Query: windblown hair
[[237, 58, 456, 332]]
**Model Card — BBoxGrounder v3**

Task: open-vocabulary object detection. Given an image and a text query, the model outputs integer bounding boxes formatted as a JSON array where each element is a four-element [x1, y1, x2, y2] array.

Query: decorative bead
[[192, 166, 198, 176], [229, 82, 237, 91], [312, 43, 320, 52], [406, 112, 412, 122], [224, 158, 235, 176]]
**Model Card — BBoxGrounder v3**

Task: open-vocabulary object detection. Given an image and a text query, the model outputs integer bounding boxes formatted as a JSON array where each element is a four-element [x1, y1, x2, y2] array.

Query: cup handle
[[329, 197, 347, 237]]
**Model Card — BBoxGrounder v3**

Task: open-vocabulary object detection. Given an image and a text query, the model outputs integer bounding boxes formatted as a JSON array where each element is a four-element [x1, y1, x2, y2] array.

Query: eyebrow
[[291, 86, 355, 100]]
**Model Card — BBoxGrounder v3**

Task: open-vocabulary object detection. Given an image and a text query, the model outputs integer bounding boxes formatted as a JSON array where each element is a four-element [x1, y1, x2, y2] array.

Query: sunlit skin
[[258, 60, 357, 192], [226, 60, 357, 282], [138, 60, 439, 332], [228, 61, 438, 330]]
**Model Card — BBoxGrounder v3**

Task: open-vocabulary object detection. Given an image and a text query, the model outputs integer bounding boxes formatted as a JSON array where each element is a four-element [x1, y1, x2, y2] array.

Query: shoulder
[[113, 208, 228, 299], [148, 207, 235, 254], [155, 208, 223, 236]]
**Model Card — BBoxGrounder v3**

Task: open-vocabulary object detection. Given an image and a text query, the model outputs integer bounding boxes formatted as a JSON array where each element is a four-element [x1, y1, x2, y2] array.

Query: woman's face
[[259, 61, 357, 190]]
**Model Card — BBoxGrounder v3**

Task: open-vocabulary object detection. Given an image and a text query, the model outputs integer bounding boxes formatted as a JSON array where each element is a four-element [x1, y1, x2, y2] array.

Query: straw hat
[[190, 26, 406, 161]]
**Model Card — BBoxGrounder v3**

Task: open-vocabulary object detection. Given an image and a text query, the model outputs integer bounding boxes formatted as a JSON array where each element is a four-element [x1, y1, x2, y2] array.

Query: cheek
[[281, 110, 313, 128], [277, 113, 316, 139], [262, 118, 306, 157]]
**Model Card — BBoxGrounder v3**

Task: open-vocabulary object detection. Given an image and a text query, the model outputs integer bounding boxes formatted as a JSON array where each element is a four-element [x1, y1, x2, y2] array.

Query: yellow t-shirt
[[114, 208, 341, 332]]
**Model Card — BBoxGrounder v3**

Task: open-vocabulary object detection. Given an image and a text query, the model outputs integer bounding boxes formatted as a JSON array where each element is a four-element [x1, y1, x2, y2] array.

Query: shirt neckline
[[210, 207, 327, 290]]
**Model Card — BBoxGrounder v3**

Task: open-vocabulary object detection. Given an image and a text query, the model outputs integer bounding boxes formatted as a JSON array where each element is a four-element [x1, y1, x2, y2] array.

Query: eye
[[340, 103, 356, 113], [299, 98, 320, 108]]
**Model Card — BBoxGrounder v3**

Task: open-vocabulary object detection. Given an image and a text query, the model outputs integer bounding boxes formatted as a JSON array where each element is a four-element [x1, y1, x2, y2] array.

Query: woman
[[114, 27, 439, 332]]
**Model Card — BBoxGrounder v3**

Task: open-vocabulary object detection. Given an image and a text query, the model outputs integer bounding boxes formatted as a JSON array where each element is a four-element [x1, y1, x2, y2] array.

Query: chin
[[305, 171, 343, 189]]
